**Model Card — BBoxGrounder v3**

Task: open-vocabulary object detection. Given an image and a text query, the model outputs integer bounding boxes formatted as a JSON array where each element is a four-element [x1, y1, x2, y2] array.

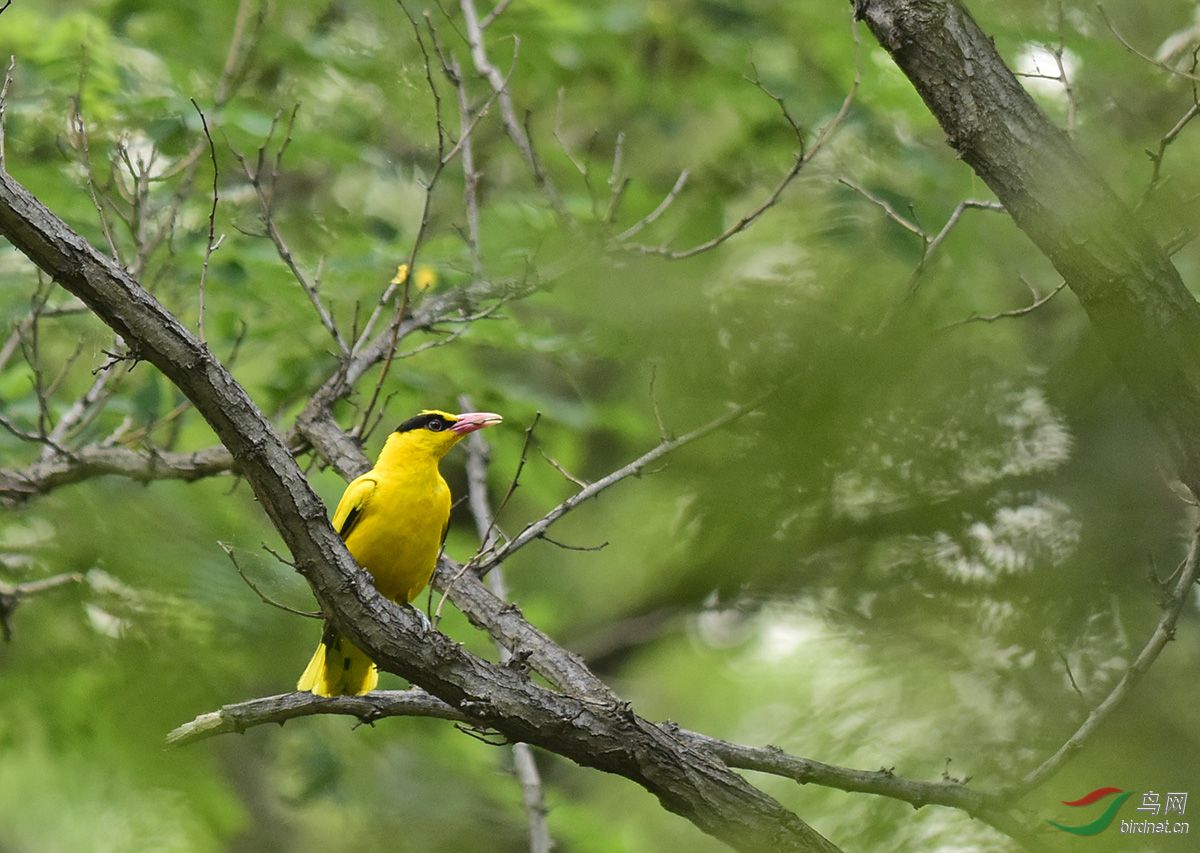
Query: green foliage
[[2, 0, 1200, 850]]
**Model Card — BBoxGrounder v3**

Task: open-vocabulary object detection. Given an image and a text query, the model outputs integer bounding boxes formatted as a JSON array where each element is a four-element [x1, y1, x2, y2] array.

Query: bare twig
[[840, 177, 1005, 299], [540, 533, 606, 552], [537, 447, 588, 489], [458, 393, 554, 853], [479, 0, 513, 29], [0, 55, 14, 170], [0, 298, 88, 373], [231, 105, 349, 356], [838, 177, 925, 238], [1142, 100, 1200, 203], [604, 130, 627, 224], [1098, 5, 1200, 83], [459, 0, 565, 215], [451, 56, 483, 275], [626, 16, 861, 259], [475, 394, 768, 576], [0, 572, 84, 641], [1005, 525, 1200, 796], [220, 542, 321, 619], [69, 98, 123, 263], [944, 279, 1067, 329], [648, 363, 671, 441], [191, 99, 223, 343], [43, 368, 113, 450], [615, 169, 690, 242], [1056, 651, 1087, 703], [1052, 1, 1078, 134]]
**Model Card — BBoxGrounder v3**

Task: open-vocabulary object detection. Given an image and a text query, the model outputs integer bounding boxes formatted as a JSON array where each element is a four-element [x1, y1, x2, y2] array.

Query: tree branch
[[166, 689, 466, 745], [0, 166, 838, 853], [460, 393, 553, 853], [625, 16, 860, 259], [0, 444, 236, 507], [458, 0, 565, 216], [167, 688, 1035, 846], [855, 0, 1200, 492], [943, 279, 1067, 329], [1005, 524, 1200, 796], [0, 571, 84, 642], [475, 394, 769, 576]]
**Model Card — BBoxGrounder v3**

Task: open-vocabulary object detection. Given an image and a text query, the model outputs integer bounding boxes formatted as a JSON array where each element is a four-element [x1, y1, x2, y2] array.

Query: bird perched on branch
[[298, 408, 502, 696]]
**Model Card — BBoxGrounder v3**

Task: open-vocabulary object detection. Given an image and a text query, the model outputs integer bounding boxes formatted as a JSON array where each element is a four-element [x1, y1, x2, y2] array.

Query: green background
[[1, 0, 1198, 849]]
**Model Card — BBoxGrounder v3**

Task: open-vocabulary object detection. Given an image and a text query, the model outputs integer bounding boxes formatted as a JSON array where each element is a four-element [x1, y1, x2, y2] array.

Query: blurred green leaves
[[2, 0, 1200, 850]]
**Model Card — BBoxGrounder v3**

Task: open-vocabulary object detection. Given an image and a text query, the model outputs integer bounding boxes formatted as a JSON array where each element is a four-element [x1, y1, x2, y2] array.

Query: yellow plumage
[[297, 408, 502, 696]]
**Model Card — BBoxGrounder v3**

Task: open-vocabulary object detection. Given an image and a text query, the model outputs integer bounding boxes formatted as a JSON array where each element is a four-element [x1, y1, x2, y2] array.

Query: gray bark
[[855, 0, 1200, 490], [0, 168, 839, 853]]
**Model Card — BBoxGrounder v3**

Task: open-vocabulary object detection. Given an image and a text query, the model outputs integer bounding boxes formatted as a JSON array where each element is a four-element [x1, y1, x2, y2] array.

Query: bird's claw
[[404, 603, 434, 635]]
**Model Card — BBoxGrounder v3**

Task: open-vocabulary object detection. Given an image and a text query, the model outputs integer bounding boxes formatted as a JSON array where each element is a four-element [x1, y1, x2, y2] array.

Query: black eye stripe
[[394, 412, 455, 433]]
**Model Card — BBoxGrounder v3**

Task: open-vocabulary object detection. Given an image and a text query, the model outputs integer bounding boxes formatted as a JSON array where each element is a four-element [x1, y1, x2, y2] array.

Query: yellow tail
[[297, 628, 379, 697]]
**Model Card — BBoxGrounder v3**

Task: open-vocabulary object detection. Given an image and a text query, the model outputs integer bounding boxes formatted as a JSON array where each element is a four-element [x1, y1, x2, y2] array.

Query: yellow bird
[[298, 408, 502, 696]]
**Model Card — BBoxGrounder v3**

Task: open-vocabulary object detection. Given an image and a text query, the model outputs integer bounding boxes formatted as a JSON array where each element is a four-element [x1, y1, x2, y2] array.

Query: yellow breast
[[342, 467, 450, 604]]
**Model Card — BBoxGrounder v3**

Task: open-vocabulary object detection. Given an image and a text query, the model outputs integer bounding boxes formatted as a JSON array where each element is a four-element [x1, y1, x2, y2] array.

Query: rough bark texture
[[166, 688, 1036, 844], [855, 0, 1200, 489], [0, 169, 839, 853]]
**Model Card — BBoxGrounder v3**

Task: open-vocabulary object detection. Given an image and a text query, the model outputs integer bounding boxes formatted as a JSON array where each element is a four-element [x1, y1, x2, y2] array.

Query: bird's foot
[[402, 603, 435, 635]]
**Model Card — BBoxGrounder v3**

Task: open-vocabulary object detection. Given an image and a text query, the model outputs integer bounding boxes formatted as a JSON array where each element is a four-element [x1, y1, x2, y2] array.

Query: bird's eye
[[427, 418, 446, 432]]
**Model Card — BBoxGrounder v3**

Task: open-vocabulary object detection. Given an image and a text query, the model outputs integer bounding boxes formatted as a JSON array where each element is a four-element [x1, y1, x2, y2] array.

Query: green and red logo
[[1048, 787, 1134, 836]]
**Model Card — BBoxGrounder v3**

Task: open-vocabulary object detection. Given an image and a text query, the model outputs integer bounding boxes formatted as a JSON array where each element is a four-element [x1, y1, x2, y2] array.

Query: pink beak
[[449, 411, 503, 435]]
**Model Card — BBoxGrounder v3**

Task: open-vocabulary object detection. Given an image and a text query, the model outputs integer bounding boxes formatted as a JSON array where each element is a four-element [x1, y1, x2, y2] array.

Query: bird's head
[[383, 408, 503, 461]]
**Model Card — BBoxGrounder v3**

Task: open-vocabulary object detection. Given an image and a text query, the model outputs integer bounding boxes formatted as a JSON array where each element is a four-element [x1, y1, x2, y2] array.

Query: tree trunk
[[855, 0, 1200, 490]]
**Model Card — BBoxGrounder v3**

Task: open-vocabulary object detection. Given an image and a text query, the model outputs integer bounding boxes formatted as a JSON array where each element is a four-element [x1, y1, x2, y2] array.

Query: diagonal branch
[[624, 16, 860, 259], [474, 394, 769, 576], [0, 162, 839, 853], [1004, 525, 1200, 796], [458, 0, 565, 216], [855, 0, 1200, 492], [839, 177, 1005, 298], [166, 689, 1036, 846]]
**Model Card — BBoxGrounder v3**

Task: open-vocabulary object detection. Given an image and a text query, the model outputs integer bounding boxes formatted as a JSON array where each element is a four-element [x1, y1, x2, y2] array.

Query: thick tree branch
[[855, 0, 1200, 802], [0, 169, 838, 853], [167, 689, 1035, 846], [0, 444, 236, 507], [855, 0, 1200, 492]]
